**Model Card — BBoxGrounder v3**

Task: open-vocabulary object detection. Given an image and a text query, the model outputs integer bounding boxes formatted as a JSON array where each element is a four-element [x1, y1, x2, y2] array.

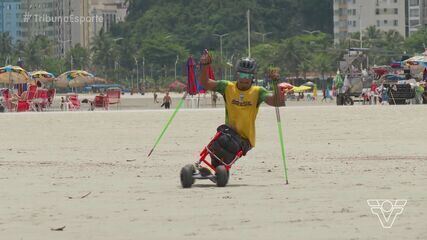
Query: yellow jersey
[[215, 80, 267, 147]]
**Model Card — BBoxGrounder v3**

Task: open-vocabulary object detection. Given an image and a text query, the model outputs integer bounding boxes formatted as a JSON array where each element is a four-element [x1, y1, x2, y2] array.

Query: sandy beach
[[48, 92, 336, 111], [0, 102, 426, 239]]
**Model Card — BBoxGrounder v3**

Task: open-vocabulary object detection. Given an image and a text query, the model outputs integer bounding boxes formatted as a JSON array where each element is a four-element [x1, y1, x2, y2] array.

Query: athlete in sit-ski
[[198, 49, 285, 171]]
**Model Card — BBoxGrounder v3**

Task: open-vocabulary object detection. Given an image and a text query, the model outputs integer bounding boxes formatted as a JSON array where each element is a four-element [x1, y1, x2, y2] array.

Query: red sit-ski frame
[[198, 132, 243, 172]]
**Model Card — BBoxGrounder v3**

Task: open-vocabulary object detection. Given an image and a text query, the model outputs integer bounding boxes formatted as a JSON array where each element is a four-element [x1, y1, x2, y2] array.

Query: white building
[[334, 0, 406, 43], [57, 0, 127, 56], [407, 0, 427, 35], [89, 0, 127, 42]]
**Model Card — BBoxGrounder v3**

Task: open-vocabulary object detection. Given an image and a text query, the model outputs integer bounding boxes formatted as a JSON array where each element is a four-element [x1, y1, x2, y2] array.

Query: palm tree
[[0, 32, 13, 65], [278, 39, 302, 78], [365, 26, 382, 40], [298, 60, 311, 81], [65, 44, 90, 70], [363, 26, 382, 48], [22, 36, 54, 70], [91, 29, 117, 77], [313, 53, 332, 89], [383, 30, 404, 45]]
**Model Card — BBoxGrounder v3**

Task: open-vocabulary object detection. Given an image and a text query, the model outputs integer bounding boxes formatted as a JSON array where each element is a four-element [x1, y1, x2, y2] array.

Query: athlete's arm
[[199, 50, 217, 91], [265, 90, 286, 107]]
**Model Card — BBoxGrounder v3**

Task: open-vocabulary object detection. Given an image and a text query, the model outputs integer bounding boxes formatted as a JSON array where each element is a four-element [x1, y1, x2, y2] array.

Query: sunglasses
[[239, 72, 254, 79]]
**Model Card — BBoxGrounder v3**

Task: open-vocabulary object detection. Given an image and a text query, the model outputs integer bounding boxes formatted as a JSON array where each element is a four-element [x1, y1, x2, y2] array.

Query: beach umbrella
[[302, 81, 315, 87], [83, 76, 108, 86], [403, 55, 427, 67], [187, 54, 210, 96], [0, 65, 30, 85], [30, 71, 55, 83], [292, 86, 312, 93], [186, 56, 198, 95], [56, 70, 95, 88]]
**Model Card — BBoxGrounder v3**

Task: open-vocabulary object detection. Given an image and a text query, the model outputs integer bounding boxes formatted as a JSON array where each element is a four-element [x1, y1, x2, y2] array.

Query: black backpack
[[209, 125, 251, 165]]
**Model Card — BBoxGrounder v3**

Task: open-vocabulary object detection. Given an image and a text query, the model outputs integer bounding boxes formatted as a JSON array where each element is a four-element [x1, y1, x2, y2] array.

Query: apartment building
[[407, 0, 427, 35], [334, 0, 406, 43], [21, 0, 57, 42], [90, 0, 127, 35], [0, 0, 24, 43], [1, 0, 127, 56]]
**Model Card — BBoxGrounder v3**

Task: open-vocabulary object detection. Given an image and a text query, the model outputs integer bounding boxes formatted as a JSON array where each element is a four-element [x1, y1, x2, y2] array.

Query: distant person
[[361, 89, 369, 105], [370, 81, 378, 105], [415, 84, 424, 104], [312, 85, 318, 101], [322, 88, 333, 102], [161, 92, 172, 109], [212, 92, 218, 108], [0, 99, 4, 112], [326, 88, 333, 101], [381, 86, 389, 105], [154, 92, 159, 103], [322, 88, 327, 102], [60, 97, 66, 111]]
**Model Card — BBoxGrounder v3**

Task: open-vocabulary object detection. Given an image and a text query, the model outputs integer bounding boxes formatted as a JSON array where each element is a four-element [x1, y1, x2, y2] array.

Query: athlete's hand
[[268, 67, 280, 82], [200, 49, 212, 65]]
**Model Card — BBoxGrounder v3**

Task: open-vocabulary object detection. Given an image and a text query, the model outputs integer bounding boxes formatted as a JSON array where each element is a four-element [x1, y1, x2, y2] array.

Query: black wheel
[[336, 93, 344, 105], [344, 96, 354, 105], [180, 164, 195, 188], [215, 165, 229, 187]]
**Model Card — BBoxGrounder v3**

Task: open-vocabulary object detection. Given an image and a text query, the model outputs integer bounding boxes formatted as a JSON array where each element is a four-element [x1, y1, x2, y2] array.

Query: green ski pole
[[148, 92, 188, 157], [270, 67, 289, 184]]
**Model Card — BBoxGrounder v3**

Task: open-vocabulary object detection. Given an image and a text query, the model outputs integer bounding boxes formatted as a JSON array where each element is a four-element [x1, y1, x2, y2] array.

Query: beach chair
[[16, 100, 30, 112], [91, 95, 109, 110], [26, 85, 37, 102], [106, 88, 121, 110], [1, 89, 14, 112], [67, 94, 81, 111], [33, 89, 49, 111]]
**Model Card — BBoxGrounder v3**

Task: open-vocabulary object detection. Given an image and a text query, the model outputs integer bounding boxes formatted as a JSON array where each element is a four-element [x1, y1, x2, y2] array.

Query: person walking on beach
[[199, 49, 285, 167], [380, 85, 389, 105], [161, 92, 172, 109], [370, 81, 378, 105], [154, 92, 159, 103], [321, 87, 326, 102], [211, 91, 218, 108], [322, 87, 332, 102]]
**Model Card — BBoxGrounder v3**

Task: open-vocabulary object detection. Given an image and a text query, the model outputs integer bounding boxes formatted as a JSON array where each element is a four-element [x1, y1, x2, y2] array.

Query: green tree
[[65, 44, 91, 71], [252, 43, 279, 78], [297, 60, 311, 81], [312, 53, 332, 87], [404, 28, 427, 54], [0, 32, 13, 65], [91, 30, 117, 78], [22, 36, 54, 71], [365, 26, 382, 41]]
